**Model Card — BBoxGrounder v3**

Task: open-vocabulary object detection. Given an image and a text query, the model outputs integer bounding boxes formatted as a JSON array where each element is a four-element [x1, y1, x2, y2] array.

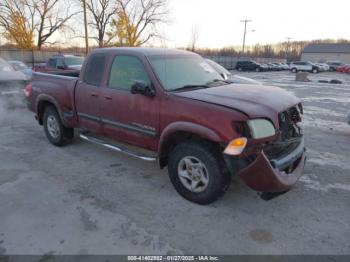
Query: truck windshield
[[65, 57, 84, 66], [149, 55, 223, 91]]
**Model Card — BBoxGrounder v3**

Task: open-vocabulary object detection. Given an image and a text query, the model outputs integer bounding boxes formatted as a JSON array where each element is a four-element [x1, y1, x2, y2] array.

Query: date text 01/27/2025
[[127, 255, 219, 261]]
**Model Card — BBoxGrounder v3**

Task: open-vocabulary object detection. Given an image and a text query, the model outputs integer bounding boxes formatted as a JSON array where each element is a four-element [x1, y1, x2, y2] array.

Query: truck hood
[[175, 84, 300, 126]]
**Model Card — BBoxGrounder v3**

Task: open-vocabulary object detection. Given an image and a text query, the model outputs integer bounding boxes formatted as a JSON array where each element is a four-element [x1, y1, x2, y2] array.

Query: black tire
[[291, 68, 297, 73], [43, 106, 73, 147], [168, 141, 230, 205], [237, 67, 243, 72], [312, 68, 319, 74], [256, 67, 261, 72]]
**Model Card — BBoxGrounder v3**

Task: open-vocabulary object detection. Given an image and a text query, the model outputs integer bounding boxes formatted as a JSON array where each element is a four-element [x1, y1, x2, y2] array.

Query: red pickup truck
[[33, 54, 84, 77], [25, 48, 306, 204]]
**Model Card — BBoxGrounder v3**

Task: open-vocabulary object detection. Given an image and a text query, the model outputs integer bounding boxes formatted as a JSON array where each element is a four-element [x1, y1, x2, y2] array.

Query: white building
[[301, 43, 350, 63]]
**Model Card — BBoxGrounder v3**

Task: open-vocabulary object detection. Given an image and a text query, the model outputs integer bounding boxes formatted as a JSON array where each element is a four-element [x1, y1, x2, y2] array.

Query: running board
[[79, 134, 157, 162]]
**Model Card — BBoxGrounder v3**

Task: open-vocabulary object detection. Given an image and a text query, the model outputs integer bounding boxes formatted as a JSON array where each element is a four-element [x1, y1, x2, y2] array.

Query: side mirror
[[131, 81, 156, 97], [221, 73, 228, 81]]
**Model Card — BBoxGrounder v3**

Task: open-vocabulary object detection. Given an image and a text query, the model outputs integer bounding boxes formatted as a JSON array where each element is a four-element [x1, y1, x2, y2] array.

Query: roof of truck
[[97, 47, 196, 57]]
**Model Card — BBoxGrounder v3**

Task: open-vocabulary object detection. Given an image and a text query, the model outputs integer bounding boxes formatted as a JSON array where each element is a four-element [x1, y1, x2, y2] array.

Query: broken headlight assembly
[[247, 119, 276, 139]]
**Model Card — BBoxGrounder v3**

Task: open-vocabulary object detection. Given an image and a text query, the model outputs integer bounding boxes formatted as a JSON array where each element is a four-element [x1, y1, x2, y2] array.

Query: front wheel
[[168, 141, 230, 205], [256, 67, 261, 72], [291, 68, 298, 73], [312, 68, 319, 74], [43, 106, 73, 147]]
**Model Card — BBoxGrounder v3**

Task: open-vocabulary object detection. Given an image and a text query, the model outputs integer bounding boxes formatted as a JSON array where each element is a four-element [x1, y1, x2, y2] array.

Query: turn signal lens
[[224, 137, 247, 156]]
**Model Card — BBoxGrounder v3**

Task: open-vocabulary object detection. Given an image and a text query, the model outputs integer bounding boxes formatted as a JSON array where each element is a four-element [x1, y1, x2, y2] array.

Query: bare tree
[[81, 0, 118, 47], [35, 0, 80, 49], [108, 0, 168, 47], [0, 0, 79, 49], [0, 0, 36, 48]]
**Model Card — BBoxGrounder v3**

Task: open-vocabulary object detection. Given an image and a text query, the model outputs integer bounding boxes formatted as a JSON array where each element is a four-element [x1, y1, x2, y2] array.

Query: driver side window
[[108, 56, 150, 91]]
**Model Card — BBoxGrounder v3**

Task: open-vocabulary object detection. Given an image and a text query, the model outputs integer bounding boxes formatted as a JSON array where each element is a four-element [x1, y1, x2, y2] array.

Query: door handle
[[104, 96, 112, 100], [91, 93, 99, 97]]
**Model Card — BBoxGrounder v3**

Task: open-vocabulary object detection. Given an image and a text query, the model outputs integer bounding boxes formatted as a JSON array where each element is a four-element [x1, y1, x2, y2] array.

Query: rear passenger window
[[109, 56, 150, 91], [83, 54, 106, 86], [56, 58, 64, 69], [47, 59, 56, 68]]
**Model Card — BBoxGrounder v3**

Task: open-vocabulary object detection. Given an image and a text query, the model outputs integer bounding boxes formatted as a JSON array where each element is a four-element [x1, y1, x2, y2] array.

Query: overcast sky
[[160, 0, 350, 48]]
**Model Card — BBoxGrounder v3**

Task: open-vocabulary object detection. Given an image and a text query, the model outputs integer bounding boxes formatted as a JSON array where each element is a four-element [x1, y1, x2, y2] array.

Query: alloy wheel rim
[[177, 156, 209, 193], [47, 115, 60, 139]]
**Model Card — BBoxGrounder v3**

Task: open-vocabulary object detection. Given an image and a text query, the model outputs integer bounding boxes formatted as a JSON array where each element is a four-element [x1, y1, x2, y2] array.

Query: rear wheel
[[291, 68, 298, 73], [312, 68, 319, 74], [237, 67, 243, 72], [43, 106, 73, 147], [256, 67, 261, 72], [168, 141, 230, 205]]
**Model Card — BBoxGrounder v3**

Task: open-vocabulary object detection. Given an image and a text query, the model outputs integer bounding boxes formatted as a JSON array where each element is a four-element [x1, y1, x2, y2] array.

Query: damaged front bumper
[[228, 138, 306, 193]]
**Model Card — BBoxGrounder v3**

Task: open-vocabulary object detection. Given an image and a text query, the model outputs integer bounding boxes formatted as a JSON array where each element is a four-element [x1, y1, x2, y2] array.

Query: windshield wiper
[[170, 79, 230, 92], [171, 84, 210, 92], [206, 79, 231, 85]]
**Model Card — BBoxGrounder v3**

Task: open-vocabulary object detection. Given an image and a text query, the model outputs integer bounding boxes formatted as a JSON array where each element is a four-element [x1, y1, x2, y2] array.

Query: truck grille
[[278, 104, 303, 141], [264, 104, 303, 160]]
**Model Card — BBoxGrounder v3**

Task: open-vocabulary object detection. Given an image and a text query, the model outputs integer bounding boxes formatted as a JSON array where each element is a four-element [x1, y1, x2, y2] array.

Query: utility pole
[[83, 0, 89, 55], [241, 19, 252, 55]]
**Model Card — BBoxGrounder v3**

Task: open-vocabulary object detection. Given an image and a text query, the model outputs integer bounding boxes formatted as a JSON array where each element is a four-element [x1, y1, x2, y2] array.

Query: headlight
[[247, 119, 276, 139]]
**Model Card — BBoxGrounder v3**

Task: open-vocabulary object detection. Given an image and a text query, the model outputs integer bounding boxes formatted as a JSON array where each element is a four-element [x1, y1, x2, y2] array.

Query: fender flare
[[35, 94, 64, 124], [158, 121, 223, 159]]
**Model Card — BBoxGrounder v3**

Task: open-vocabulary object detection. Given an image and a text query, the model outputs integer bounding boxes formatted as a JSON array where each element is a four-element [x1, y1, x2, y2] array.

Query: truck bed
[[28, 72, 79, 127]]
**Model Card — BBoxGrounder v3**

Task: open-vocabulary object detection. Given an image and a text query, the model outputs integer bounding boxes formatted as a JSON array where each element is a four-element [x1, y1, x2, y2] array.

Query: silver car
[[0, 57, 28, 96], [8, 60, 33, 79]]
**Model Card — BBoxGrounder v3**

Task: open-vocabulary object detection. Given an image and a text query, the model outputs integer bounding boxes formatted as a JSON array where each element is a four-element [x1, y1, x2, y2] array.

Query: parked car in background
[[280, 63, 290, 70], [327, 62, 345, 72], [315, 63, 330, 72], [33, 55, 84, 77], [268, 63, 283, 71], [235, 61, 267, 72], [289, 61, 320, 73], [26, 48, 306, 204], [206, 59, 262, 85], [261, 64, 270, 71], [336, 64, 350, 73], [271, 63, 289, 71], [0, 57, 28, 96], [8, 60, 33, 79]]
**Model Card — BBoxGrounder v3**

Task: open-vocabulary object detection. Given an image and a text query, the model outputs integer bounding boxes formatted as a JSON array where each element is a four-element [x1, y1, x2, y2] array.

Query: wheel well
[[37, 101, 55, 125], [159, 131, 223, 169]]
